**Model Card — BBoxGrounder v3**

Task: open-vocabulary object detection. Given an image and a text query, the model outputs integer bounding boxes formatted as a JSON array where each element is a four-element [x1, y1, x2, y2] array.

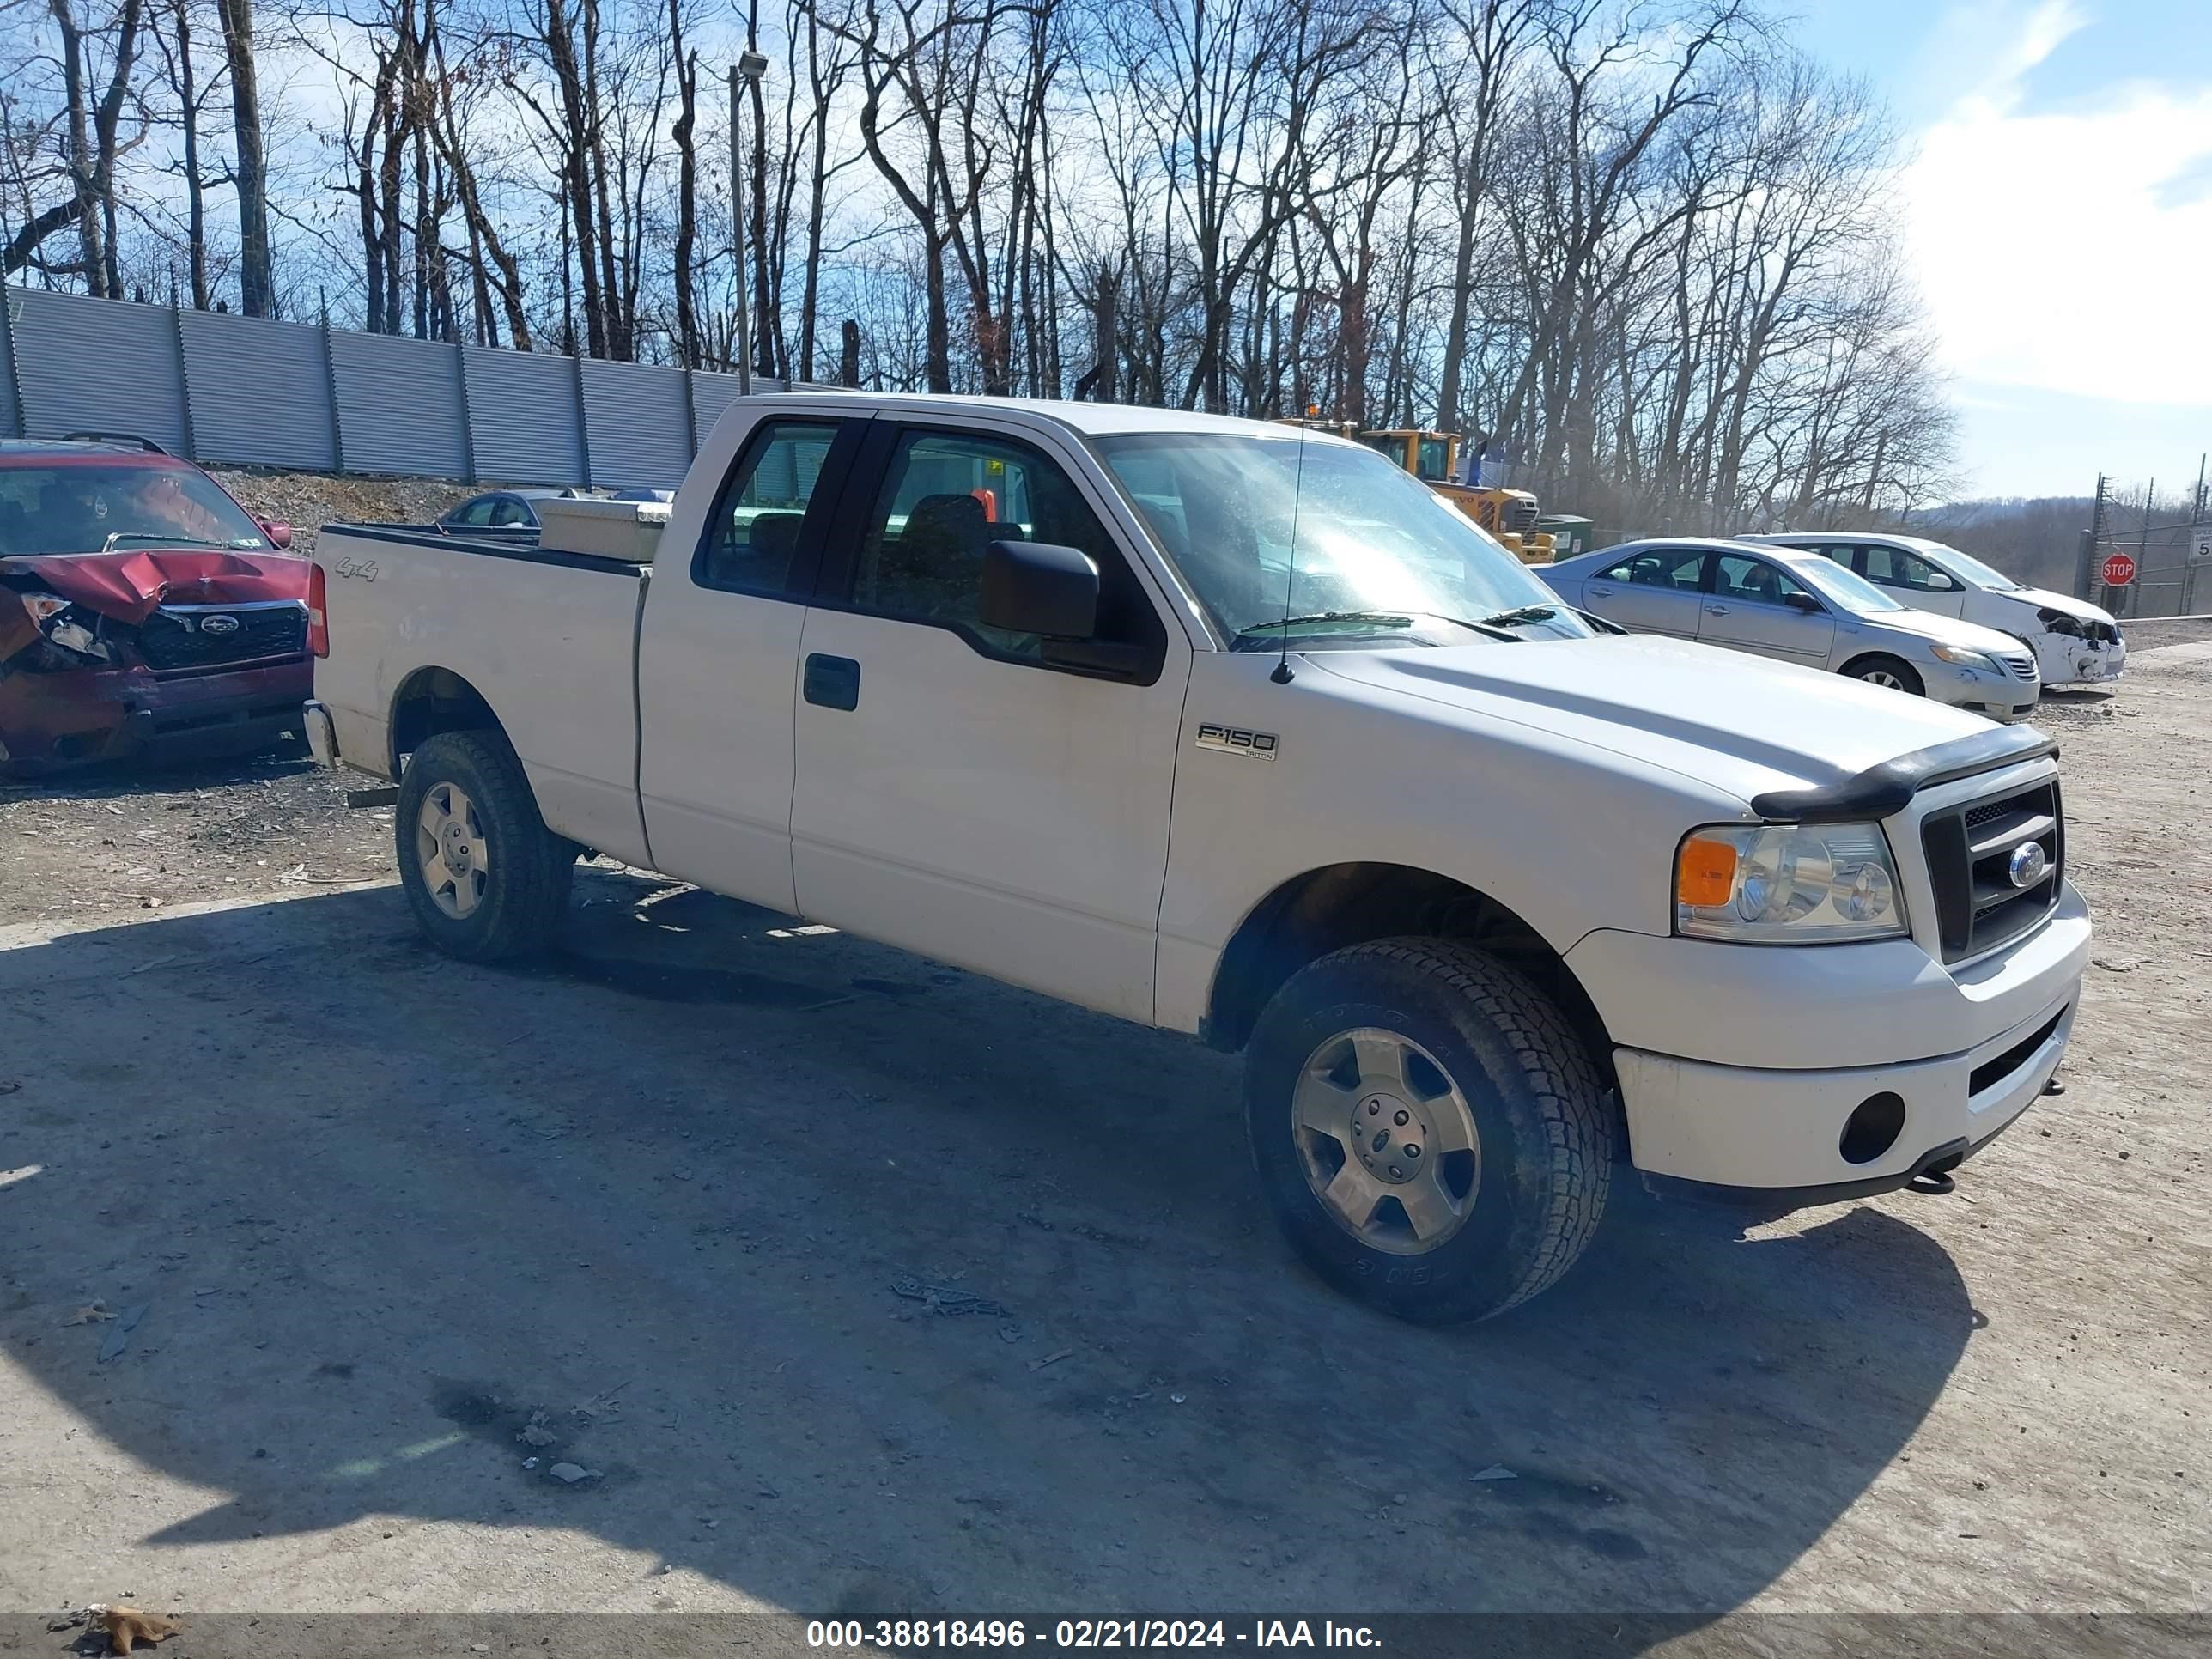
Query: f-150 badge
[[1195, 723, 1278, 760]]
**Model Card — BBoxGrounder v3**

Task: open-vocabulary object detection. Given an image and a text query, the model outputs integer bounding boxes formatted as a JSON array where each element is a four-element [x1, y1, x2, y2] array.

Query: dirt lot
[[0, 652, 2205, 1656]]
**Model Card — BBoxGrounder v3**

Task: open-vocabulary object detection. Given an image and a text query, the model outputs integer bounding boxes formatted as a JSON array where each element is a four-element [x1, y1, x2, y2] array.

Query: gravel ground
[[0, 655, 2203, 1656]]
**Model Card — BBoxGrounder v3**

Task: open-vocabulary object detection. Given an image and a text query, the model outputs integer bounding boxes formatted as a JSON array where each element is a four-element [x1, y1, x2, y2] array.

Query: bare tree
[[211, 0, 269, 312]]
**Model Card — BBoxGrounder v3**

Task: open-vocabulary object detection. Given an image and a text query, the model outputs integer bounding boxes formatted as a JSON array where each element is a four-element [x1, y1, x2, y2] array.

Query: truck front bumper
[[1566, 885, 2089, 1202]]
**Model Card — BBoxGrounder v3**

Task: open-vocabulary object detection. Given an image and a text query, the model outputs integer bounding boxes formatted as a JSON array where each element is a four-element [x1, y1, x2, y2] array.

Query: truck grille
[[1503, 498, 1540, 534], [137, 605, 308, 672], [1921, 778, 2063, 963]]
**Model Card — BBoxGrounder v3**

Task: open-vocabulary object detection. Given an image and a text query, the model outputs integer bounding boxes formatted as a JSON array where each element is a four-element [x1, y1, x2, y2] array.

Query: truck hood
[[1310, 634, 2001, 811], [0, 549, 308, 626]]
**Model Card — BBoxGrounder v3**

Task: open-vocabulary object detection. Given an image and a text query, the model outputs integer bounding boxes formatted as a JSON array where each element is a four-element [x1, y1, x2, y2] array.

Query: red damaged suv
[[0, 434, 313, 774]]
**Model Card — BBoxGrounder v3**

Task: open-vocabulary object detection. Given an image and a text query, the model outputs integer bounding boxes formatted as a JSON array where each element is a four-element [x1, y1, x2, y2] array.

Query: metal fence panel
[[689, 369, 744, 451], [331, 331, 468, 478], [7, 288, 190, 454], [179, 307, 337, 471], [465, 347, 586, 486], [581, 358, 692, 489], [0, 291, 20, 437]]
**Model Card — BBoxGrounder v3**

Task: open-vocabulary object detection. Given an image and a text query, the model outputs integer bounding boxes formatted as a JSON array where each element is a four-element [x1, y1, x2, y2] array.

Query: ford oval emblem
[[198, 613, 240, 635], [2007, 842, 2049, 890]]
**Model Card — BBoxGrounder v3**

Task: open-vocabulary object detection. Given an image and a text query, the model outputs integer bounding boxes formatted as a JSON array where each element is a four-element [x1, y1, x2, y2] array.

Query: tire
[[1244, 939, 1614, 1323], [1845, 655, 1924, 696], [395, 730, 574, 962]]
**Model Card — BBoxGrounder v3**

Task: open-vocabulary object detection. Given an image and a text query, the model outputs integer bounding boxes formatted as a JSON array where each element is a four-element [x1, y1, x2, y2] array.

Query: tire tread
[[1249, 936, 1613, 1321], [396, 730, 573, 962]]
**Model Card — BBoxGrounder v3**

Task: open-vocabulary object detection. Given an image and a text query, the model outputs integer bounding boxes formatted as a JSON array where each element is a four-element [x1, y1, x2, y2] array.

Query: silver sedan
[[1540, 538, 2041, 720]]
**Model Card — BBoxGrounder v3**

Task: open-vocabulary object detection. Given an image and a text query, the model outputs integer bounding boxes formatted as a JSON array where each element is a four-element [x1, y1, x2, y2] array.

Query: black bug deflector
[[1748, 724, 2057, 824]]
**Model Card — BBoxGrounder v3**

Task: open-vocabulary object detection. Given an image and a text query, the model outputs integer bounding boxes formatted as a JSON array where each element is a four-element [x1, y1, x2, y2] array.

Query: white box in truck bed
[[533, 497, 668, 562]]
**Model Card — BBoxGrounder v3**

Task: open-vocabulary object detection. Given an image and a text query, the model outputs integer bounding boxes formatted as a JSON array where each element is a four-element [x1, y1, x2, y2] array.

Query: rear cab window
[[694, 421, 849, 598]]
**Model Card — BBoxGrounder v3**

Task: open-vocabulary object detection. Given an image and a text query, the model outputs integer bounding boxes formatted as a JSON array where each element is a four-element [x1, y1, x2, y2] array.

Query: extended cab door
[[1698, 550, 1838, 669], [787, 417, 1193, 1023], [636, 415, 869, 913]]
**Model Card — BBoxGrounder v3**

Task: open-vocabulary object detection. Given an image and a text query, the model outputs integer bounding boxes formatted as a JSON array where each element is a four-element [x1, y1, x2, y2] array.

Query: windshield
[[1919, 541, 2021, 591], [1789, 554, 1905, 613], [1415, 437, 1453, 483], [1095, 433, 1590, 645], [0, 464, 267, 556]]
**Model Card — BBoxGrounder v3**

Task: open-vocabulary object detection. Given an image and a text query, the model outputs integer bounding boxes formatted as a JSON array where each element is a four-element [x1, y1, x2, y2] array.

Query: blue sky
[[1785, 0, 2212, 501]]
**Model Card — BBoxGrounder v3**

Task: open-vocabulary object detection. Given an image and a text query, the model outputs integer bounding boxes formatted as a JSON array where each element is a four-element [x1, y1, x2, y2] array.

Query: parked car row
[[1540, 531, 2124, 719], [1744, 532, 2125, 688]]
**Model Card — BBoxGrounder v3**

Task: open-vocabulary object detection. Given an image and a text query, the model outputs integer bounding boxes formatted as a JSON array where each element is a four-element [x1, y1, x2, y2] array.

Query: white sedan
[[1741, 532, 2124, 689]]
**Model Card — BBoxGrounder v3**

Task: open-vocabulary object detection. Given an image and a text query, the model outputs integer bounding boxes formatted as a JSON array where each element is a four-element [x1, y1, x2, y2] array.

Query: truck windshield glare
[[1095, 432, 1593, 645]]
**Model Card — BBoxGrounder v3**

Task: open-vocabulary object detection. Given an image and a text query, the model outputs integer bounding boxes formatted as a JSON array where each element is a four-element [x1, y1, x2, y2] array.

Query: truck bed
[[312, 523, 654, 866]]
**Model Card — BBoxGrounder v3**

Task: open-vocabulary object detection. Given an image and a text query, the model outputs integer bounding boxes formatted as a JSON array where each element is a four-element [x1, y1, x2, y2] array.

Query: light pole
[[729, 49, 769, 395]]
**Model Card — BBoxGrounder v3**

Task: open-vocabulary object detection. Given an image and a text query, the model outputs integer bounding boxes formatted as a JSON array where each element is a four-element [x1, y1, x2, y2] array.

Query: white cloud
[[1903, 2, 2212, 407]]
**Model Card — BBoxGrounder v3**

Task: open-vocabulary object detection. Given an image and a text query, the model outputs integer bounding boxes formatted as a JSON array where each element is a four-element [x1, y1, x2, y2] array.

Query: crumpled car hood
[[0, 549, 308, 626], [2011, 586, 2118, 628]]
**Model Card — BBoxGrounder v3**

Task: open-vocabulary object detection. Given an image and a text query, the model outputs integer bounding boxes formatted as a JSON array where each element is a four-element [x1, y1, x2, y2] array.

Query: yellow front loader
[[1355, 429, 1555, 563]]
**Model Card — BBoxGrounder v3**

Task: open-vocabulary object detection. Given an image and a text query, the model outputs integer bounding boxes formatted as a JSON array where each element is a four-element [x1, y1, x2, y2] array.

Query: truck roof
[[756, 392, 1361, 445]]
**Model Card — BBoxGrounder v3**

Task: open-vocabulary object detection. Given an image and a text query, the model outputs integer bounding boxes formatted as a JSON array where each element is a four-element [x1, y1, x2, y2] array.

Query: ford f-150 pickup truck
[[304, 395, 2089, 1322]]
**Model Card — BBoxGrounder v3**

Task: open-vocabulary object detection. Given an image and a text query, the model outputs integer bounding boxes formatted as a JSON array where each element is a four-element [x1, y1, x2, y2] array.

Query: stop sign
[[2102, 550, 2137, 586]]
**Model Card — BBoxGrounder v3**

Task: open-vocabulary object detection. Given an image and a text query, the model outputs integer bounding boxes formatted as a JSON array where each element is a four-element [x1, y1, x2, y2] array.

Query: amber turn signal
[[1676, 835, 1738, 908]]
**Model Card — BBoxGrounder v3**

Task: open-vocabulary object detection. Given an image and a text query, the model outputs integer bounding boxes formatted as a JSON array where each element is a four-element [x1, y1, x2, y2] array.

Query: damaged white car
[[1745, 532, 2124, 690]]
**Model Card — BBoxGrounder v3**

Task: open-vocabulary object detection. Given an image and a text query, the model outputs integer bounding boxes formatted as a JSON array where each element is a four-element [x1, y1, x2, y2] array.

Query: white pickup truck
[[304, 395, 2089, 1322]]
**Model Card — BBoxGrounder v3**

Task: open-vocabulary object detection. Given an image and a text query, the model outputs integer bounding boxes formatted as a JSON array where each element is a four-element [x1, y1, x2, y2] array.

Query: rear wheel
[[396, 731, 574, 962], [1244, 939, 1614, 1323], [1845, 655, 1924, 696]]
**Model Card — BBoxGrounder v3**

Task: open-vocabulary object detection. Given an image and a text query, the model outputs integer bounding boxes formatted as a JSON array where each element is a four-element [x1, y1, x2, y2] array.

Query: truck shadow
[[0, 880, 1978, 1629]]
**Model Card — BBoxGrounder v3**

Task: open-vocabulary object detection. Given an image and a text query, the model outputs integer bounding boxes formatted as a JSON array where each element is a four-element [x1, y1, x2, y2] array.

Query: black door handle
[[804, 653, 860, 710]]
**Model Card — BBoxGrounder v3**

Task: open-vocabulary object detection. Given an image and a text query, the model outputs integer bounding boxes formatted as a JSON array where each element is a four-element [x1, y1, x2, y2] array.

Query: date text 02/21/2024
[[805, 1620, 1382, 1650]]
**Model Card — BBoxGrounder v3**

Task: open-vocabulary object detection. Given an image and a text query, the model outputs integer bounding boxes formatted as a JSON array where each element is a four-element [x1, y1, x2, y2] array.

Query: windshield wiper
[[100, 532, 240, 551], [1468, 605, 1559, 629], [1234, 611, 1413, 645]]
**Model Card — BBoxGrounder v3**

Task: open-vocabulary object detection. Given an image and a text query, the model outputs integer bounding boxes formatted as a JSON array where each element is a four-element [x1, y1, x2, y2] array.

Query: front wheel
[[395, 730, 574, 962], [1244, 939, 1614, 1323], [1845, 655, 1924, 696]]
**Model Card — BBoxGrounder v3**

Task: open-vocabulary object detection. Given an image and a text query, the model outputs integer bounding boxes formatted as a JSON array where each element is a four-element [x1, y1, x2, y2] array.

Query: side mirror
[[1926, 572, 1956, 591], [981, 539, 1098, 638], [259, 518, 294, 550], [1784, 590, 1824, 614]]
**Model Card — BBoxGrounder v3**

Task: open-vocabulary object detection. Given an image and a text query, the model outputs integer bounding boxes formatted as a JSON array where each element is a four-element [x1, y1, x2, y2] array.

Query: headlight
[[1930, 642, 1999, 672], [1675, 823, 1908, 942], [15, 590, 110, 661]]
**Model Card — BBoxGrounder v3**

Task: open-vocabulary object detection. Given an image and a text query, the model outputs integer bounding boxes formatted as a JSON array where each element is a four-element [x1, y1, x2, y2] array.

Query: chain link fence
[[2081, 520, 2212, 619], [0, 285, 787, 489]]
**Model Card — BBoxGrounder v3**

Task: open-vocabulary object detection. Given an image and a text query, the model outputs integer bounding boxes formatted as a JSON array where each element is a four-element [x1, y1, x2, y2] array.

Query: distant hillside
[[1907, 497, 2095, 594]]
